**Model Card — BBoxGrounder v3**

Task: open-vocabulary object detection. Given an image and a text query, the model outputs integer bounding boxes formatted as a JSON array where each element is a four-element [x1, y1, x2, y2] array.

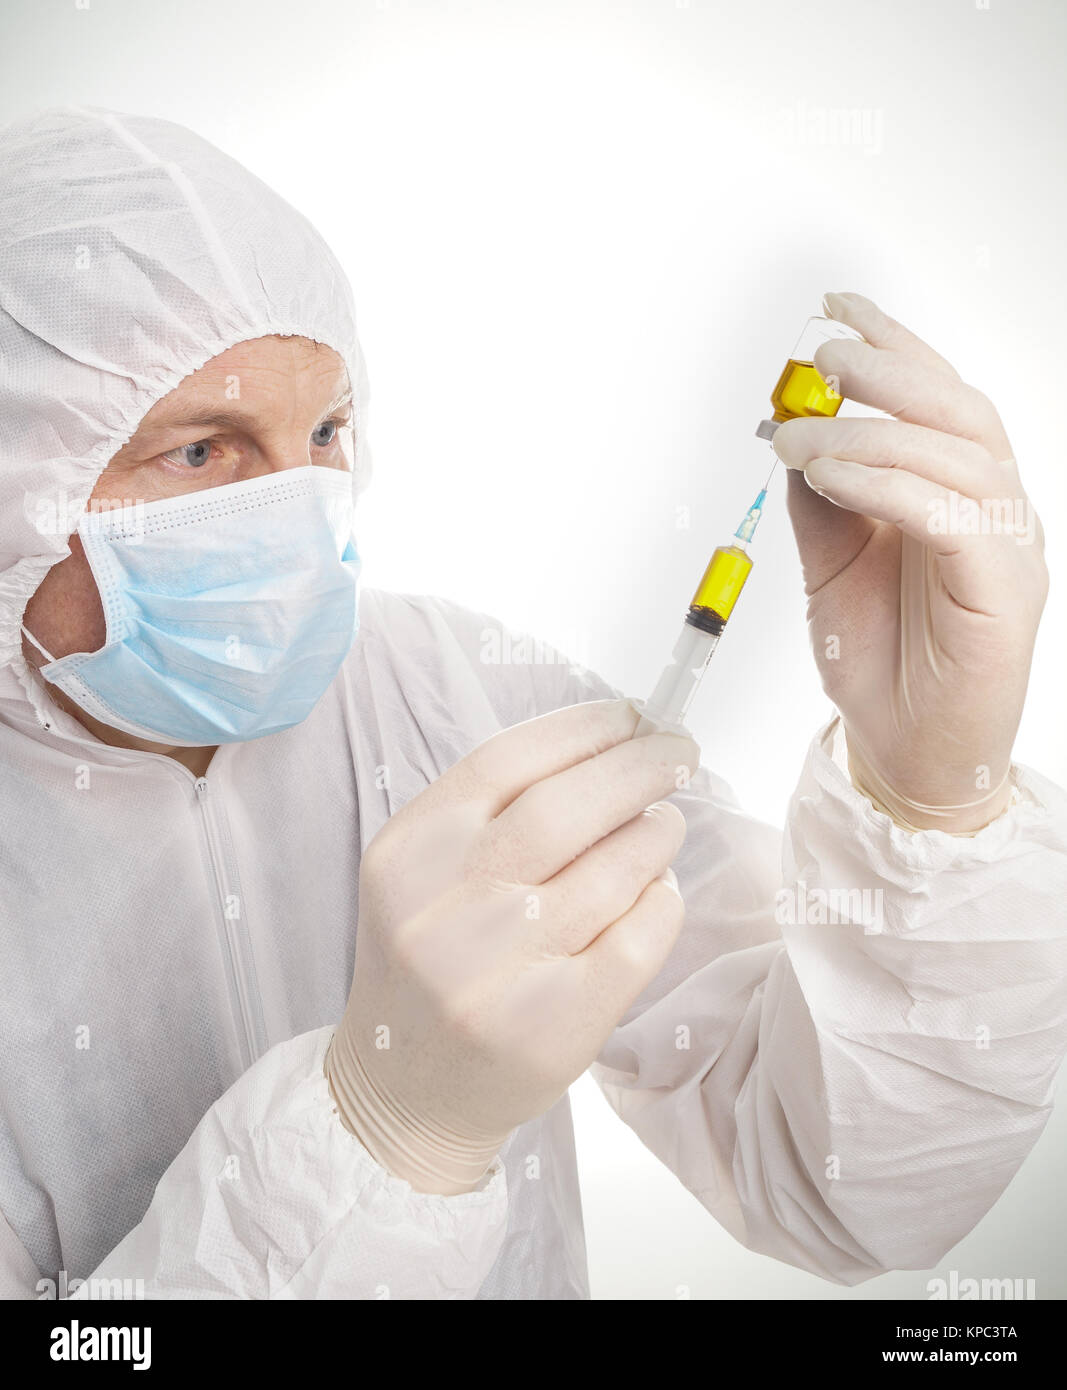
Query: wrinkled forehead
[[133, 336, 353, 436]]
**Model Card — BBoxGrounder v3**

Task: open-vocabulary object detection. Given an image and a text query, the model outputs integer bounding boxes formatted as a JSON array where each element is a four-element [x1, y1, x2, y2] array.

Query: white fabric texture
[[1, 107, 1067, 1300]]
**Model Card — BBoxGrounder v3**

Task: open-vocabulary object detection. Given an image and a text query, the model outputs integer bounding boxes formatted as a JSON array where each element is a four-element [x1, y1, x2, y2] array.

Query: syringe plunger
[[634, 621, 720, 735]]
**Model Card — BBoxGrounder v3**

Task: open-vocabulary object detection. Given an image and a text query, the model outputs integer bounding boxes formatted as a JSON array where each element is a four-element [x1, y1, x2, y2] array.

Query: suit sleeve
[[445, 595, 1067, 1284], [66, 1026, 508, 1299]]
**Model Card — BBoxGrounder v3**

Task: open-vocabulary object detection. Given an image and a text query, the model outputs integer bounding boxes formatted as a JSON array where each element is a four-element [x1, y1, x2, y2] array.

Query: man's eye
[[162, 440, 213, 468], [312, 420, 338, 448]]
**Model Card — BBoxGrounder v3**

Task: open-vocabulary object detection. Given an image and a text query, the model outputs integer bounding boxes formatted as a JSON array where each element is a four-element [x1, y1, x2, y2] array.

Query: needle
[[762, 451, 780, 492]]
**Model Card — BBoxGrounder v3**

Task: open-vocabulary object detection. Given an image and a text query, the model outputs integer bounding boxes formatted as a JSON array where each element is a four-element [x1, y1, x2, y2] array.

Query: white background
[[2, 0, 1065, 1298]]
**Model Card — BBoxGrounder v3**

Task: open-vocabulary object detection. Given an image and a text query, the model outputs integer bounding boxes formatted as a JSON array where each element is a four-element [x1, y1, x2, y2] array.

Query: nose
[[243, 420, 355, 480]]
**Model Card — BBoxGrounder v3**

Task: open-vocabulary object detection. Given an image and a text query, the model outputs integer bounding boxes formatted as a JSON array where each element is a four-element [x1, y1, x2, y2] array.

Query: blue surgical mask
[[22, 466, 361, 747]]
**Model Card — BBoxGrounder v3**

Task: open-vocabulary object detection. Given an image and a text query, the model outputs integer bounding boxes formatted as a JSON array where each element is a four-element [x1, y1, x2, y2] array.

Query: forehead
[[141, 335, 350, 427]]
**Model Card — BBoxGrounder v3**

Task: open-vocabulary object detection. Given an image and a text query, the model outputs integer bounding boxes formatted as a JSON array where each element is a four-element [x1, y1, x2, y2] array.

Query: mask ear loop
[[20, 624, 59, 665], [16, 624, 63, 733]]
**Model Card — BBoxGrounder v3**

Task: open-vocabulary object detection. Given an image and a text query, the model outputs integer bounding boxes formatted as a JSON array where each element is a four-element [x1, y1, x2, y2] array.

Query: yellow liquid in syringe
[[769, 359, 844, 423], [689, 544, 753, 625]]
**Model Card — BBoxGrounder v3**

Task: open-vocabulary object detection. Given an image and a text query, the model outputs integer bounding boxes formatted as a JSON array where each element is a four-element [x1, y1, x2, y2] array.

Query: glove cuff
[[323, 1026, 507, 1197], [842, 725, 1016, 835]]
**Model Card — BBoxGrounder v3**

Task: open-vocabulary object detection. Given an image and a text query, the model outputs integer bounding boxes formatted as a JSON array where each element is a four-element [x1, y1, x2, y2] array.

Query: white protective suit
[[1, 106, 1067, 1301]]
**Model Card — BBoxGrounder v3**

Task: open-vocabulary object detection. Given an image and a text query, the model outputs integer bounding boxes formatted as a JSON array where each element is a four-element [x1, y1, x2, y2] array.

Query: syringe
[[634, 469, 774, 736], [633, 309, 859, 736]]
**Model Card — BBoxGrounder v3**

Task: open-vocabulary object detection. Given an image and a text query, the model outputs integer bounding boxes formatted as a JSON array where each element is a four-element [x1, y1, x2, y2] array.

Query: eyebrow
[[142, 390, 354, 437]]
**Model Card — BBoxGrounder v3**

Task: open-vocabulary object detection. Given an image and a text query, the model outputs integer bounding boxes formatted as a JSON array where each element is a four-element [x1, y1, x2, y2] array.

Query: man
[[0, 106, 1063, 1300]]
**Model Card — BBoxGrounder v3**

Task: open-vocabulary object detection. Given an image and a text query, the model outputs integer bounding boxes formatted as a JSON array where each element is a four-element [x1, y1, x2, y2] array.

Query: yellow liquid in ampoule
[[690, 544, 753, 622], [769, 359, 844, 423]]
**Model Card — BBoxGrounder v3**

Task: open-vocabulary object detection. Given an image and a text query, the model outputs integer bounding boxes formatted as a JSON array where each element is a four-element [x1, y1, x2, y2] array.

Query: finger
[[577, 872, 685, 1018], [822, 291, 961, 379], [813, 337, 1014, 465], [474, 729, 699, 885], [536, 800, 687, 954], [774, 414, 1017, 500], [802, 456, 1023, 613], [415, 698, 640, 820], [785, 465, 877, 596]]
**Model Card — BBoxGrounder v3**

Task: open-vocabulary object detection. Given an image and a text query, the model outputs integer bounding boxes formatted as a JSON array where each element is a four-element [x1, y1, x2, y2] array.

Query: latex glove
[[774, 291, 1048, 834], [324, 699, 697, 1194]]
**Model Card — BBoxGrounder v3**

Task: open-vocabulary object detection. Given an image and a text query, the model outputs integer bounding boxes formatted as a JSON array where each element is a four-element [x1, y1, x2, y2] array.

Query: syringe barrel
[[689, 543, 753, 625], [635, 619, 721, 734], [635, 541, 756, 733]]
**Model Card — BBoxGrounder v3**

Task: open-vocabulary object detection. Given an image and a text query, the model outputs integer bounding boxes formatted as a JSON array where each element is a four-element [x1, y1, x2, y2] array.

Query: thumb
[[783, 451, 877, 595]]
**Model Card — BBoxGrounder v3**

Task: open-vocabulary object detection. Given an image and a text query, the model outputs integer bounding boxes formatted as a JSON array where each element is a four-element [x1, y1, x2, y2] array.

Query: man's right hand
[[324, 698, 698, 1194]]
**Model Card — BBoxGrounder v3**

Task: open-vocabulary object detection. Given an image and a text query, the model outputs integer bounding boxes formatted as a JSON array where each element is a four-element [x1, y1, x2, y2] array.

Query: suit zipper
[[194, 776, 267, 1070]]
